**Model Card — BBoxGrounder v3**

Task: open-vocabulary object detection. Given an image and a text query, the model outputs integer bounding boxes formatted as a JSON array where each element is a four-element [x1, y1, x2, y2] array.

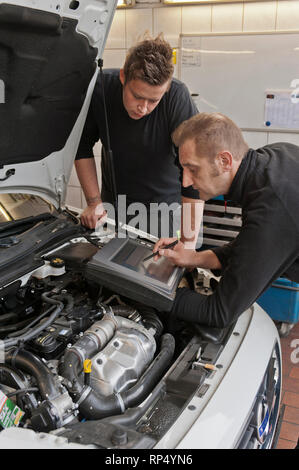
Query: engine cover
[[90, 327, 156, 397]]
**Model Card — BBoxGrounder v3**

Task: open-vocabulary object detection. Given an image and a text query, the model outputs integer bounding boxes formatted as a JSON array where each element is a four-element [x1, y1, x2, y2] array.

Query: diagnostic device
[[86, 236, 184, 311]]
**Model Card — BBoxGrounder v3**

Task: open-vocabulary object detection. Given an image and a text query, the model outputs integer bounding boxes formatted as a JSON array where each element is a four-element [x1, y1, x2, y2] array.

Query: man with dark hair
[[75, 35, 202, 244], [153, 112, 299, 328]]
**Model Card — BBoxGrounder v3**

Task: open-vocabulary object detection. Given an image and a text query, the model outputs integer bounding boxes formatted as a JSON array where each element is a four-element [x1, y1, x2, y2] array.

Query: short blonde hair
[[172, 112, 249, 161]]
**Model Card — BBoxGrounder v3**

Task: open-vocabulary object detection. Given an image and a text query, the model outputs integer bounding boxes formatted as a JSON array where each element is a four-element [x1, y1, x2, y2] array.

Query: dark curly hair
[[123, 34, 174, 86]]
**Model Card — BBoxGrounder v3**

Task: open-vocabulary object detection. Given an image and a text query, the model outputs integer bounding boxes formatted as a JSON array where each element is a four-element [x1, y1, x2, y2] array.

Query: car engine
[[0, 232, 229, 449]]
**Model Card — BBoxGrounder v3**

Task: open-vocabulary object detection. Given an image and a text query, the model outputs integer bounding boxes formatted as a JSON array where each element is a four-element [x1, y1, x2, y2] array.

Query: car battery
[[257, 278, 299, 324]]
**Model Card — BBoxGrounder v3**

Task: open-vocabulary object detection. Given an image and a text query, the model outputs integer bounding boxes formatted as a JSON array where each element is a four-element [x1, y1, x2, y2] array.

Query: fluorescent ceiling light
[[182, 48, 255, 54], [164, 0, 266, 4], [117, 0, 135, 7]]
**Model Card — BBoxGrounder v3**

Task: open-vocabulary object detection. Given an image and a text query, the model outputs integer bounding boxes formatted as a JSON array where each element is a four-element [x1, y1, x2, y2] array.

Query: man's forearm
[[180, 197, 204, 248], [75, 158, 101, 206], [194, 249, 222, 271]]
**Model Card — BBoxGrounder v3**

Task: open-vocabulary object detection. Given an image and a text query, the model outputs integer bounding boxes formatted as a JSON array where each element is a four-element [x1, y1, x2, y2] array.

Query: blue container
[[257, 278, 299, 324]]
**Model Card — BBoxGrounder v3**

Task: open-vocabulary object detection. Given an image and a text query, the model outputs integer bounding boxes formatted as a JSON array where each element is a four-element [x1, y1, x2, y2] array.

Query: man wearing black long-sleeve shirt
[[153, 112, 299, 328]]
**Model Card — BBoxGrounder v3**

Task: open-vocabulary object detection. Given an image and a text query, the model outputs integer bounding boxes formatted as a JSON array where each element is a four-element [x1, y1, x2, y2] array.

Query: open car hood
[[0, 0, 117, 208]]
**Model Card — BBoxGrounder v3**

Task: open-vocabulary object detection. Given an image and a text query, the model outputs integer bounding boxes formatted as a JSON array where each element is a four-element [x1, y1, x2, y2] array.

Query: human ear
[[119, 69, 125, 86], [217, 151, 233, 171]]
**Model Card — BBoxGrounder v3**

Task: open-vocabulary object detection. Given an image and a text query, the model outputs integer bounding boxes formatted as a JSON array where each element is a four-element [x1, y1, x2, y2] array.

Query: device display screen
[[112, 240, 174, 285]]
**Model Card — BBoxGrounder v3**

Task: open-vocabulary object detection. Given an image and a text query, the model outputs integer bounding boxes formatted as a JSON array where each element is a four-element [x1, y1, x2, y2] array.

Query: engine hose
[[141, 311, 164, 338], [2, 293, 64, 349], [0, 312, 18, 325], [51, 294, 74, 313], [61, 334, 101, 396], [0, 364, 29, 391], [5, 348, 60, 401], [109, 305, 137, 318], [5, 308, 55, 338], [0, 364, 39, 410], [99, 380, 166, 428], [0, 317, 36, 334], [66, 333, 175, 420], [121, 333, 174, 409]]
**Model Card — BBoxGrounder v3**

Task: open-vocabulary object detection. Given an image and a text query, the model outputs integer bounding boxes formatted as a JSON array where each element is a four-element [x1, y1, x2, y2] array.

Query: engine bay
[[0, 234, 228, 449]]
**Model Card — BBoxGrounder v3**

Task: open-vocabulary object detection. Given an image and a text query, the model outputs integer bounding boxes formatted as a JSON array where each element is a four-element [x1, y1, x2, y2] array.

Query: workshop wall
[[66, 0, 299, 210]]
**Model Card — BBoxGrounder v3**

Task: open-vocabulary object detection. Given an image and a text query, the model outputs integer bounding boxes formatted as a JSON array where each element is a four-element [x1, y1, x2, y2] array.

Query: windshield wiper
[[0, 212, 55, 237]]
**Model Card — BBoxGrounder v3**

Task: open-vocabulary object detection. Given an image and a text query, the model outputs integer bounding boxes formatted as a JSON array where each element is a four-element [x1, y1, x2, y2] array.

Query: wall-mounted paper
[[264, 90, 299, 130], [181, 36, 201, 68]]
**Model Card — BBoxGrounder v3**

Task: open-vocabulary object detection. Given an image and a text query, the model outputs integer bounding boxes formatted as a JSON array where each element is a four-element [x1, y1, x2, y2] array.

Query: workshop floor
[[276, 320, 299, 449]]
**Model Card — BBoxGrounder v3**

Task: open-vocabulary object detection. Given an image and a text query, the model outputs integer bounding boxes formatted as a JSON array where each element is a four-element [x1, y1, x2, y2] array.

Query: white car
[[0, 0, 282, 450]]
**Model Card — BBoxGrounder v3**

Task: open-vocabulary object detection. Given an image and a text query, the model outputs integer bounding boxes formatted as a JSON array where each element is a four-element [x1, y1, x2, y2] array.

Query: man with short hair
[[154, 112, 299, 328], [75, 35, 202, 244]]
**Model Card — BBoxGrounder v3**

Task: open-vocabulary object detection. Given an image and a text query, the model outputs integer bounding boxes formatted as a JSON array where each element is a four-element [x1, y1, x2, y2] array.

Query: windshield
[[0, 194, 54, 223]]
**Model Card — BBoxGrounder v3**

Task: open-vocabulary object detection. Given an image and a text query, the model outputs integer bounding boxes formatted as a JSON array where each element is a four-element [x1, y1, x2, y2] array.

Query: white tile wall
[[126, 8, 153, 48], [211, 3, 244, 33], [243, 1, 277, 32], [68, 166, 80, 187], [153, 6, 182, 47], [65, 186, 83, 210], [93, 141, 102, 159], [102, 49, 126, 69], [276, 0, 299, 30], [267, 132, 299, 145], [67, 1, 299, 209], [242, 131, 268, 149], [94, 155, 102, 184], [182, 5, 212, 34], [105, 9, 126, 49]]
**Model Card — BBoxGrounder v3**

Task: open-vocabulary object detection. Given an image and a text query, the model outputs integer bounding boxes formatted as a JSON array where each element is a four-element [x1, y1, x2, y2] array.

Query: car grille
[[236, 342, 282, 449]]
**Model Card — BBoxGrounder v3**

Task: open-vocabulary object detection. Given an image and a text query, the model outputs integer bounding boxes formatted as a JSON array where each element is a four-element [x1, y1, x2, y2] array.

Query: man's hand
[[80, 202, 107, 229], [153, 237, 197, 269], [153, 237, 223, 271], [75, 158, 105, 229]]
